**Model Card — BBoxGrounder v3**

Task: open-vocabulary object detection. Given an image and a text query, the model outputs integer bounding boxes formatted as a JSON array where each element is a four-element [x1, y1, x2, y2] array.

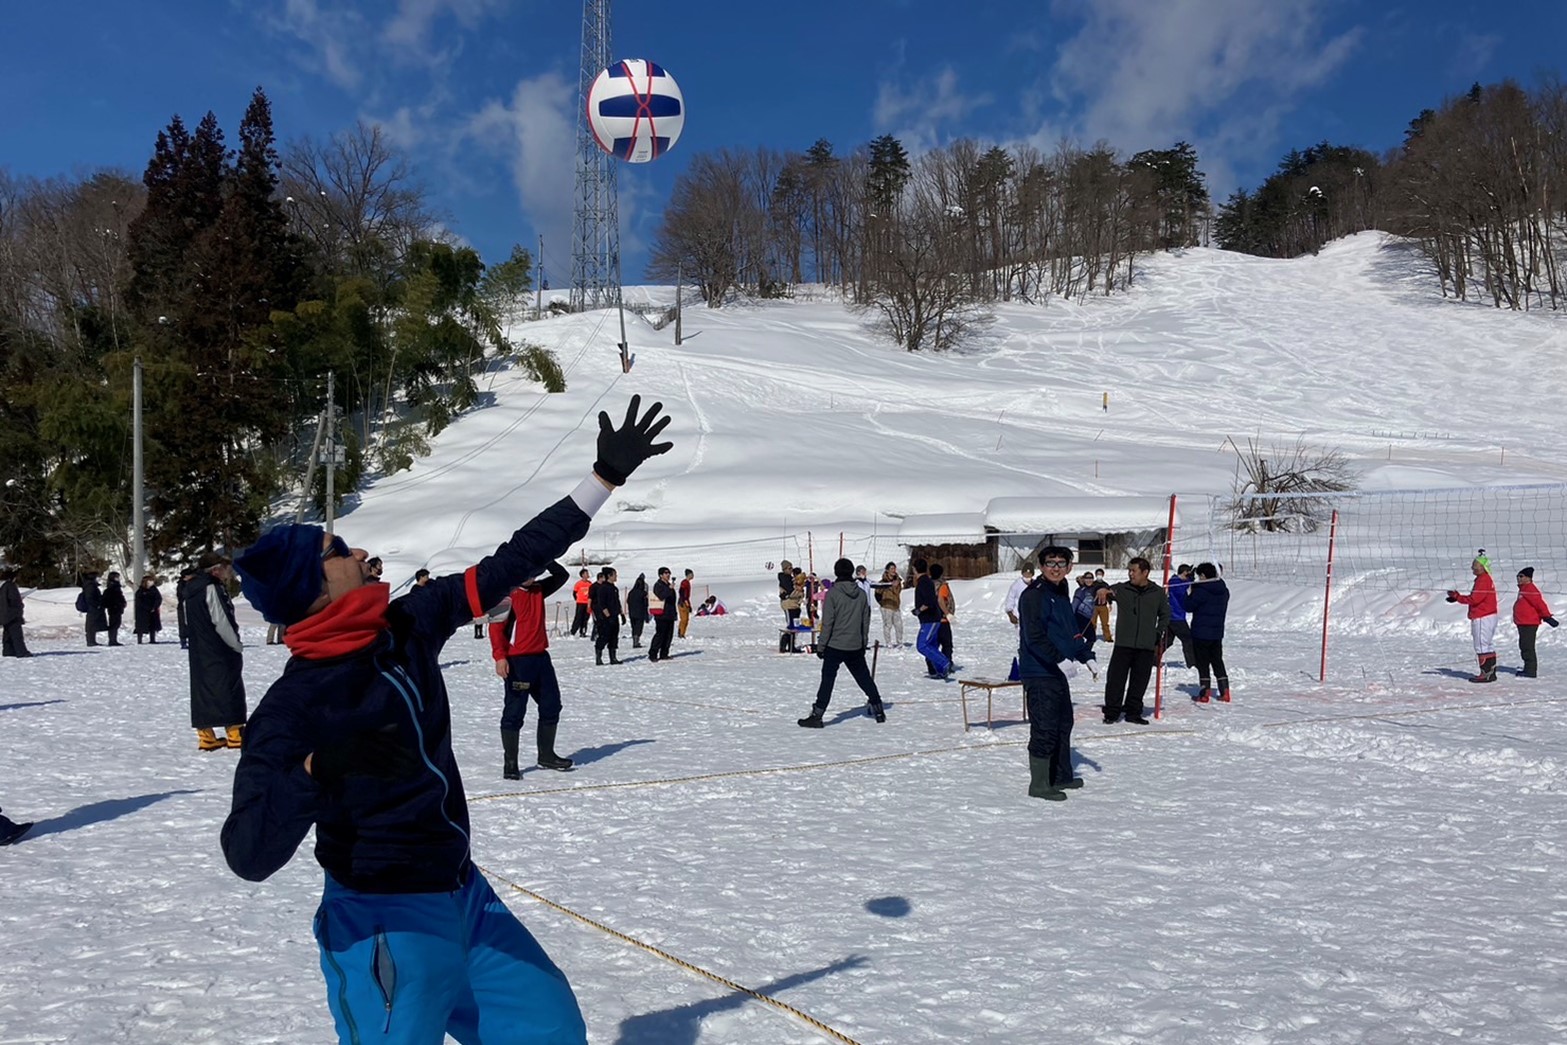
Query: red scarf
[[284, 584, 390, 660]]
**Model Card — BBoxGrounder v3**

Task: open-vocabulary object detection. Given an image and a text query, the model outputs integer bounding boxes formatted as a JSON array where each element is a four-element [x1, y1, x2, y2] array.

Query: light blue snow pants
[[314, 866, 586, 1045]]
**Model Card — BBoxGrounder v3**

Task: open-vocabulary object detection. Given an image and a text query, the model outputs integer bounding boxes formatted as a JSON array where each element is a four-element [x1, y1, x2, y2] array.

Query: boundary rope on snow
[[478, 863, 865, 1045]]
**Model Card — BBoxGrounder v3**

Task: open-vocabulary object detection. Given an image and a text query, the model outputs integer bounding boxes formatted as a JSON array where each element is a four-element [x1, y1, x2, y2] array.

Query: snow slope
[[3, 234, 1566, 1044]]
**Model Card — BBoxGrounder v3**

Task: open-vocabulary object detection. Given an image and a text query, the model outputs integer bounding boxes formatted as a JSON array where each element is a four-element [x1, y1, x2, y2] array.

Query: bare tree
[[1231, 437, 1358, 532]]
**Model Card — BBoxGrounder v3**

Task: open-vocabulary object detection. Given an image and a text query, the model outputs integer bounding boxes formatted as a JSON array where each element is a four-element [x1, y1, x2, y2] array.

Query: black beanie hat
[[1518, 566, 1535, 579]]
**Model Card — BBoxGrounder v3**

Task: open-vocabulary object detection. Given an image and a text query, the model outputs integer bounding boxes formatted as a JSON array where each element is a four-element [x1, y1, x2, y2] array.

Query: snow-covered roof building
[[895, 496, 1178, 577]]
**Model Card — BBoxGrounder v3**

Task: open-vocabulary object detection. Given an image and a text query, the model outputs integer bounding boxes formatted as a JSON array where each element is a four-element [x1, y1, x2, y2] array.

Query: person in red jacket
[[1447, 550, 1499, 682], [1512, 566, 1559, 679], [491, 560, 573, 777]]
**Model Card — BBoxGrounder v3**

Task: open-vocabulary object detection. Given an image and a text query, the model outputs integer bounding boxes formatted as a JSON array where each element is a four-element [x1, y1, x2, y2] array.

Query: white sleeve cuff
[[570, 473, 613, 517]]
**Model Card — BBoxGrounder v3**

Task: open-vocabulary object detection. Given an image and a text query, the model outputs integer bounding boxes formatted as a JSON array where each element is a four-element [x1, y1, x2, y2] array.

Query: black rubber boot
[[1028, 756, 1066, 800], [797, 707, 825, 728], [536, 721, 574, 771], [501, 728, 521, 780]]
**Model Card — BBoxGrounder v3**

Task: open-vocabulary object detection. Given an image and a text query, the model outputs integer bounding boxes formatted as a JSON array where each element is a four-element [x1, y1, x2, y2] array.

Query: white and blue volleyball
[[586, 59, 685, 163]]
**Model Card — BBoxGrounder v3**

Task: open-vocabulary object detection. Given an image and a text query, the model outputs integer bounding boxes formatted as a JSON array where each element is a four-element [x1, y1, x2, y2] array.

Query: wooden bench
[[958, 677, 1025, 732]]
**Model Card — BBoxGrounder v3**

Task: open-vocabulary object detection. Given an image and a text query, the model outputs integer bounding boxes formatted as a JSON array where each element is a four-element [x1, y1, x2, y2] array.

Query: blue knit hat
[[236, 524, 328, 625]]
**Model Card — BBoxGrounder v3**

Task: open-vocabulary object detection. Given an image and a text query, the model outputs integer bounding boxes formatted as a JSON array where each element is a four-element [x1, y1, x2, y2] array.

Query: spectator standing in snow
[[1512, 566, 1558, 679], [591, 567, 625, 665], [913, 558, 952, 679], [1071, 572, 1098, 644], [1447, 551, 1499, 683], [184, 551, 247, 751], [875, 562, 904, 647], [649, 567, 677, 662], [102, 571, 127, 646], [1187, 562, 1232, 702], [570, 568, 592, 637], [627, 573, 651, 647], [78, 570, 107, 646], [1165, 563, 1196, 669], [0, 803, 32, 846], [175, 567, 196, 649], [777, 560, 796, 625], [1, 566, 32, 657], [490, 560, 574, 776], [222, 395, 670, 1045], [1091, 568, 1113, 642], [1004, 562, 1036, 680], [133, 574, 163, 644], [1094, 557, 1169, 725], [1018, 547, 1095, 800], [677, 568, 694, 638], [798, 558, 887, 727]]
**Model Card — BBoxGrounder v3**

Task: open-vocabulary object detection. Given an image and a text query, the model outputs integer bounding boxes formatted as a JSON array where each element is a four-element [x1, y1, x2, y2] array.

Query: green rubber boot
[[1028, 756, 1067, 801]]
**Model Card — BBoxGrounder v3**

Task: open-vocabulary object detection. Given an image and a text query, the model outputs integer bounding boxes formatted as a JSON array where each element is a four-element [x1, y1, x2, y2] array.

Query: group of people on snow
[[1446, 550, 1557, 681]]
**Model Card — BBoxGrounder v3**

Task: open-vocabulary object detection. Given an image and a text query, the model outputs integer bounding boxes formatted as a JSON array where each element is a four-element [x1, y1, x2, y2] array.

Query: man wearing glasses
[[1017, 547, 1095, 800], [222, 396, 671, 1045]]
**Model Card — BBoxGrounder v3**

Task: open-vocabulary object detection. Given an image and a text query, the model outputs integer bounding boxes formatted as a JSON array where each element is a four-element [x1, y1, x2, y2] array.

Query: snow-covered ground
[[3, 234, 1566, 1043]]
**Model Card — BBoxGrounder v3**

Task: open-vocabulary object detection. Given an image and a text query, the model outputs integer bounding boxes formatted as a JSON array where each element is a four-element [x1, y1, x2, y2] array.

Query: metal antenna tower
[[570, 0, 621, 313]]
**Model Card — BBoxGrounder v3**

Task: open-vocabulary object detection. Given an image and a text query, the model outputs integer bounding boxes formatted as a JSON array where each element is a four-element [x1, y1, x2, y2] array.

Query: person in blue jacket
[[1164, 563, 1196, 669], [1017, 546, 1096, 800], [1186, 561, 1231, 703], [221, 396, 671, 1045]]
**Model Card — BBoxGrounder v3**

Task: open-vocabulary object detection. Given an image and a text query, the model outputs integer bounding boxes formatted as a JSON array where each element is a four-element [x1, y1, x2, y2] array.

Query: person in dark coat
[[78, 571, 107, 646], [913, 558, 952, 678], [175, 567, 197, 649], [489, 561, 573, 776], [0, 803, 32, 846], [1186, 562, 1231, 703], [133, 574, 163, 644], [1094, 556, 1170, 725], [626, 573, 651, 647], [649, 566, 677, 662], [798, 558, 887, 727], [1, 566, 33, 657], [1019, 547, 1095, 800], [221, 394, 670, 1044], [102, 571, 127, 646], [183, 551, 247, 751], [591, 566, 624, 665]]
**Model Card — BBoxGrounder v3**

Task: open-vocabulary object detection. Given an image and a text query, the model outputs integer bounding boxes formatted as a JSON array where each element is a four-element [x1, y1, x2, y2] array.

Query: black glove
[[311, 726, 421, 788], [1546, 616, 1560, 628], [1445, 591, 1458, 603], [594, 395, 673, 486]]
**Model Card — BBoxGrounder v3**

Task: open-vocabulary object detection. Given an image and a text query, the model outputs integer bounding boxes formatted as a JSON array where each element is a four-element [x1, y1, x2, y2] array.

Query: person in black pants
[[797, 559, 887, 727], [1186, 562, 1231, 702], [627, 573, 650, 647], [1017, 547, 1095, 800], [592, 567, 624, 665], [1, 566, 33, 658], [102, 571, 127, 645], [649, 567, 677, 661], [1095, 557, 1169, 725]]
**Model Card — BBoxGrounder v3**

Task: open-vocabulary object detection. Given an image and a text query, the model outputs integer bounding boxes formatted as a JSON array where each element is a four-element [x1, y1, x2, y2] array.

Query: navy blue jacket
[[1186, 578, 1230, 641], [914, 576, 943, 624], [221, 496, 590, 893], [1167, 575, 1191, 621], [1017, 577, 1094, 679]]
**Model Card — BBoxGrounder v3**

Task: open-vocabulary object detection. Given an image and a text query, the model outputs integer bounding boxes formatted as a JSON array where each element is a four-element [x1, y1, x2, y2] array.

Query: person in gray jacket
[[798, 558, 887, 727], [1094, 556, 1170, 724]]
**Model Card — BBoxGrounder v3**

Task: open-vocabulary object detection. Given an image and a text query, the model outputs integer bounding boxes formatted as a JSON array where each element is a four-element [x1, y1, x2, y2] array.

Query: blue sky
[[4, 0, 1564, 280]]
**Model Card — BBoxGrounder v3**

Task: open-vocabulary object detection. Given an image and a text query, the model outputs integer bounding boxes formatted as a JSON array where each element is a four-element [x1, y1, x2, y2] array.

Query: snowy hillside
[[348, 233, 1567, 589]]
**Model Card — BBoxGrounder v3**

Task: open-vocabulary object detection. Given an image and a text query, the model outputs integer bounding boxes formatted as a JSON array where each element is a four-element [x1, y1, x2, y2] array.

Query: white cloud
[[272, 0, 368, 91], [1043, 0, 1362, 157], [873, 66, 993, 154], [383, 0, 502, 66], [464, 72, 580, 268]]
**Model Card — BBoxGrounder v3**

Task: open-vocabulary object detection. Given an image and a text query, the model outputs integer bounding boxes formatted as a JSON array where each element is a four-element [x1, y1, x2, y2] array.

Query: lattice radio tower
[[570, 0, 622, 313]]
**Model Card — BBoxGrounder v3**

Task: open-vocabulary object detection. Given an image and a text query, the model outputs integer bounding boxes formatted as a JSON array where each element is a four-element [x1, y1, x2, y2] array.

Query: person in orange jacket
[[569, 568, 592, 637], [1447, 550, 1499, 683], [1512, 566, 1559, 679]]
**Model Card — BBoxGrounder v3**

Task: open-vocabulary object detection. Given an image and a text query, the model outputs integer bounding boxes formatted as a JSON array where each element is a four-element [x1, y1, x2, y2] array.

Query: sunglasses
[[321, 534, 350, 561]]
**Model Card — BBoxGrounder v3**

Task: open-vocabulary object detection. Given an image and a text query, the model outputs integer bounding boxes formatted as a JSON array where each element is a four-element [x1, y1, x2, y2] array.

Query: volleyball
[[586, 59, 685, 163]]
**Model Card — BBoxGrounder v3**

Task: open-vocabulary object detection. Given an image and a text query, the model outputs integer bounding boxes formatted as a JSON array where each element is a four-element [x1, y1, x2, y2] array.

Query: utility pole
[[536, 234, 544, 319], [675, 262, 683, 346], [131, 356, 145, 584], [324, 370, 336, 534]]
